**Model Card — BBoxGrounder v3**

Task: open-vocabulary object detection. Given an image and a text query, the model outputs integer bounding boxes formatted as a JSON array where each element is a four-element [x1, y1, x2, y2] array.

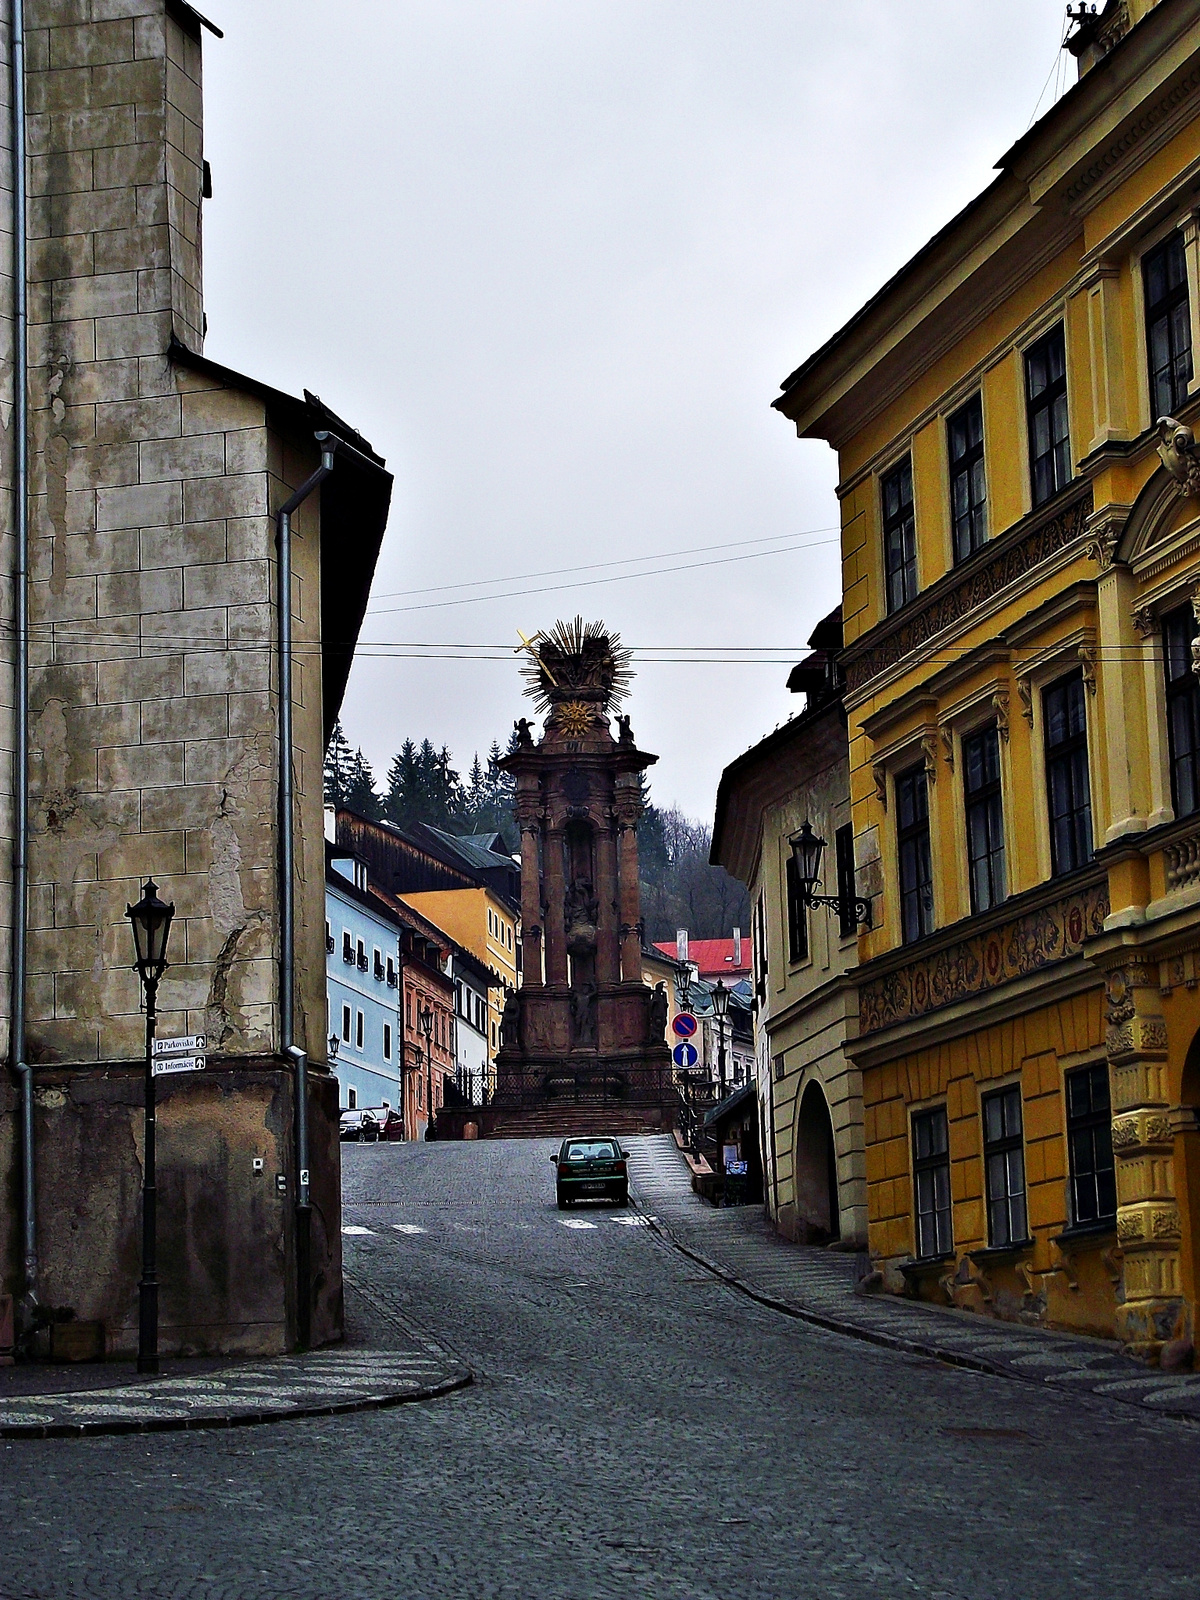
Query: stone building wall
[[0, 1, 386, 1355]]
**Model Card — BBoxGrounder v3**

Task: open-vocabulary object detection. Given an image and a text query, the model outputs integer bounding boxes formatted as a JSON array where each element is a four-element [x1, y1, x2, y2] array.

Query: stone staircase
[[479, 1104, 672, 1140]]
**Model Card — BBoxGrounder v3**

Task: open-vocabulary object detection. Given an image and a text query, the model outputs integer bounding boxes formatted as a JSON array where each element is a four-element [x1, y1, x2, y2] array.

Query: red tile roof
[[653, 939, 751, 979]]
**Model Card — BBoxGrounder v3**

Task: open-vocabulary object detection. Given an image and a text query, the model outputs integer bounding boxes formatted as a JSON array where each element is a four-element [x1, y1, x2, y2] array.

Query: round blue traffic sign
[[672, 1041, 698, 1069], [672, 1013, 698, 1038]]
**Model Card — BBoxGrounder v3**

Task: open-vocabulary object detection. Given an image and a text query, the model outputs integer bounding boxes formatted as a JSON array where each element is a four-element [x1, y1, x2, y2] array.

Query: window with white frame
[[882, 456, 917, 614], [948, 393, 987, 563], [912, 1106, 952, 1259], [1025, 324, 1070, 508], [1044, 672, 1093, 876], [896, 763, 933, 944], [963, 724, 1006, 914], [1163, 606, 1200, 819], [982, 1084, 1028, 1248], [1144, 231, 1192, 419]]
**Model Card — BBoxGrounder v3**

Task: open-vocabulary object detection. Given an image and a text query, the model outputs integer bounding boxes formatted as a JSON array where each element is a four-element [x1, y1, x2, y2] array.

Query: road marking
[[391, 1223, 427, 1234], [341, 1225, 374, 1236], [609, 1215, 650, 1226], [559, 1219, 597, 1230]]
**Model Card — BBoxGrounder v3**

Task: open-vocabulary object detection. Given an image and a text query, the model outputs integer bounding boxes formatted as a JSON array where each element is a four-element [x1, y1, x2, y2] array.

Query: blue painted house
[[326, 846, 403, 1115]]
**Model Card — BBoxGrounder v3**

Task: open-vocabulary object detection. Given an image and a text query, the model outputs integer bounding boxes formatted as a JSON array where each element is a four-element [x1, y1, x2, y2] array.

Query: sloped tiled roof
[[653, 939, 751, 979]]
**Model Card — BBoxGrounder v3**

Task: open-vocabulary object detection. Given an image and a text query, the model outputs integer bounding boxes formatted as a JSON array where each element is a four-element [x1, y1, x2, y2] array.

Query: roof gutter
[[277, 430, 338, 1350], [10, 0, 34, 1347]]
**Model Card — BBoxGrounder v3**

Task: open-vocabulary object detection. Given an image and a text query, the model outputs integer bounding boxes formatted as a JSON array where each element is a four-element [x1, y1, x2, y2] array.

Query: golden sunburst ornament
[[558, 700, 592, 736], [516, 617, 634, 715]]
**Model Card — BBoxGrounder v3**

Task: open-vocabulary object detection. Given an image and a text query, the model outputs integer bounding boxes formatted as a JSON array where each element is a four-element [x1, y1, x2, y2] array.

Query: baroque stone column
[[519, 818, 543, 988], [543, 825, 568, 985], [615, 778, 643, 982], [1106, 961, 1183, 1356], [594, 815, 620, 986]]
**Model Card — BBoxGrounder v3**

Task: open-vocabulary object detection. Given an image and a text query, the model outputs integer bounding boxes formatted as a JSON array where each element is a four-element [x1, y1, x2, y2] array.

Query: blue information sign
[[672, 1013, 698, 1039], [672, 1041, 698, 1069]]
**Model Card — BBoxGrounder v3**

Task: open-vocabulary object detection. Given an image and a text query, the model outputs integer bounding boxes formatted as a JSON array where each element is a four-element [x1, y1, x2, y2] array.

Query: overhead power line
[[366, 525, 834, 603], [367, 534, 841, 616]]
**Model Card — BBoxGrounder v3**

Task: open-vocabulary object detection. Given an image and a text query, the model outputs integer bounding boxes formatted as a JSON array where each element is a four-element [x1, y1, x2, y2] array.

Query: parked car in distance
[[339, 1109, 380, 1142], [550, 1137, 628, 1208], [370, 1106, 404, 1142]]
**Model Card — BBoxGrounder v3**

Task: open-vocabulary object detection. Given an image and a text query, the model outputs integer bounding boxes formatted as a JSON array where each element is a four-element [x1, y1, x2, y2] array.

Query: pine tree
[[344, 748, 383, 821], [323, 719, 355, 806]]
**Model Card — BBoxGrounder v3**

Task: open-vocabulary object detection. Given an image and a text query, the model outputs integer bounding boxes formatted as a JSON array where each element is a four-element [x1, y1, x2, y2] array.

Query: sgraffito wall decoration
[[859, 879, 1109, 1034]]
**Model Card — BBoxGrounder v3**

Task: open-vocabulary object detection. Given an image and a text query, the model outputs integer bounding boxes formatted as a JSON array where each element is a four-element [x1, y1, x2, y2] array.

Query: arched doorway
[[1178, 1028, 1200, 1322], [793, 1080, 840, 1243]]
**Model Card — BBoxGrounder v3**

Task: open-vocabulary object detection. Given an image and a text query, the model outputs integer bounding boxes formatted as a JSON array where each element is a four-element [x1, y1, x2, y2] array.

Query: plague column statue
[[494, 618, 672, 1126]]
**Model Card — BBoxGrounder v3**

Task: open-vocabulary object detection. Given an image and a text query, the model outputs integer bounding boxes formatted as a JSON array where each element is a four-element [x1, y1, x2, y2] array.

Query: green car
[[551, 1137, 629, 1208]]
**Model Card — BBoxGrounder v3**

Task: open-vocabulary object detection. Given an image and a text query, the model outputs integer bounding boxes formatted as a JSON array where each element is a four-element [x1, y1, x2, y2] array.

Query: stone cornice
[[842, 483, 1093, 703]]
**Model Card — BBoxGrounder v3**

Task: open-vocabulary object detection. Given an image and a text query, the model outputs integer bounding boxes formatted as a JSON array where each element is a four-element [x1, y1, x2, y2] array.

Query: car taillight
[[615, 1160, 627, 1175]]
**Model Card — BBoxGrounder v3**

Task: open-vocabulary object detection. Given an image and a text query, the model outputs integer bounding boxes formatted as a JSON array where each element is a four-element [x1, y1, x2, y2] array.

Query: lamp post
[[789, 821, 872, 929], [712, 977, 730, 1102], [125, 877, 175, 1376], [674, 960, 693, 1013], [420, 1004, 435, 1139]]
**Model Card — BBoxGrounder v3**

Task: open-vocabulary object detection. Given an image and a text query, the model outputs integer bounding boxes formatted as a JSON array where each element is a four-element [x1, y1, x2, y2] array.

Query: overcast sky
[[200, 2, 1070, 823]]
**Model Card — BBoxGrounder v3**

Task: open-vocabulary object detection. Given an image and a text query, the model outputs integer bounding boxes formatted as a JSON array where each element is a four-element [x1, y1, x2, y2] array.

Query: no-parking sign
[[672, 1013, 698, 1039]]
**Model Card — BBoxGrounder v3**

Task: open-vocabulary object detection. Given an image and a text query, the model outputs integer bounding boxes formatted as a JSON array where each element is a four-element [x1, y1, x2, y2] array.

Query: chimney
[[676, 928, 688, 964], [733, 927, 742, 967]]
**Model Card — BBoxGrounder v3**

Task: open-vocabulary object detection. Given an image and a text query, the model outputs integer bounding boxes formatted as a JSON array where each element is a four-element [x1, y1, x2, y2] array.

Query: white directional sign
[[152, 1055, 206, 1077], [153, 1034, 206, 1057]]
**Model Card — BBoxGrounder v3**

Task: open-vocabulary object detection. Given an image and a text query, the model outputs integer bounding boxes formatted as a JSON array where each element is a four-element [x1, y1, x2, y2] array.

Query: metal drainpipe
[[10, 0, 35, 1340], [277, 433, 335, 1351]]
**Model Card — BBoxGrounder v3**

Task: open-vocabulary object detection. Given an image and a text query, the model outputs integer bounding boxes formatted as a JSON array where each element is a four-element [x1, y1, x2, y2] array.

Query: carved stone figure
[[648, 982, 669, 1042], [569, 982, 597, 1045], [500, 989, 522, 1049], [1157, 415, 1200, 496], [616, 713, 634, 746], [514, 716, 535, 748]]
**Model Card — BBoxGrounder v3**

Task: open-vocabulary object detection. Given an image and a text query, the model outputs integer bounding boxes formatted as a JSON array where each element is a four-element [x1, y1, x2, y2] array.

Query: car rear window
[[565, 1141, 618, 1161]]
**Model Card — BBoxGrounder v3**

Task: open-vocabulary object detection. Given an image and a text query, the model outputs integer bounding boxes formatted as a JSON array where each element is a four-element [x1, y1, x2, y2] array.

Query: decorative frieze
[[842, 486, 1092, 697], [858, 880, 1108, 1034]]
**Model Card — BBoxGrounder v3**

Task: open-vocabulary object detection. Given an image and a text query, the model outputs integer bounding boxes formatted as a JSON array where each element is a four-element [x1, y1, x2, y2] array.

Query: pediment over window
[[1117, 466, 1200, 570]]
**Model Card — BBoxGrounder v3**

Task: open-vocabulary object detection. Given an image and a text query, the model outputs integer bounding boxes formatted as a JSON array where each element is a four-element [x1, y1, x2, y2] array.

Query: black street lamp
[[712, 977, 730, 1102], [420, 1005, 435, 1139], [789, 821, 872, 928], [125, 877, 175, 1376], [674, 960, 693, 1013]]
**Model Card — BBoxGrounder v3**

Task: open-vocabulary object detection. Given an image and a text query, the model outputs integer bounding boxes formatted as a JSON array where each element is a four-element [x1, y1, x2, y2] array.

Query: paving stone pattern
[[4, 1137, 1200, 1598], [0, 1281, 470, 1437], [626, 1134, 1200, 1420]]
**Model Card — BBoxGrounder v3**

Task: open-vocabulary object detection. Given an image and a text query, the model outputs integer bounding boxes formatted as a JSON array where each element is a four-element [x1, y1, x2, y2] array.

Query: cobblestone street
[[4, 1137, 1200, 1598]]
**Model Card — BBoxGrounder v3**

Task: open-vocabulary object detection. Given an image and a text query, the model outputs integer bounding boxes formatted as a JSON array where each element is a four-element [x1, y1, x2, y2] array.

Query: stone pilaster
[[1105, 960, 1184, 1356]]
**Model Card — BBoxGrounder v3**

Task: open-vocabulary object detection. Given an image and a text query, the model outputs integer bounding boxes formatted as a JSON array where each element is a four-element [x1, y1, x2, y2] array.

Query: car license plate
[[579, 1181, 605, 1192]]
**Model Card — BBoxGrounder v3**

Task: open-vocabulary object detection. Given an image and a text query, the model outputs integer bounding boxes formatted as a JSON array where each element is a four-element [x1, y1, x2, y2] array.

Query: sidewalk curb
[[0, 1369, 474, 1441], [631, 1195, 1200, 1428]]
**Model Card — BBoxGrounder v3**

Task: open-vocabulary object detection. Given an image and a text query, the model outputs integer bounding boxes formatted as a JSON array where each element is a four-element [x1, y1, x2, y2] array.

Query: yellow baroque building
[[775, 0, 1200, 1359]]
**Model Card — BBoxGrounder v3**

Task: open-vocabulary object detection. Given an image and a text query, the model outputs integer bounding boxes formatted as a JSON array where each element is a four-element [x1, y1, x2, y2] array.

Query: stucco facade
[[776, 0, 1200, 1357], [712, 618, 865, 1246]]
